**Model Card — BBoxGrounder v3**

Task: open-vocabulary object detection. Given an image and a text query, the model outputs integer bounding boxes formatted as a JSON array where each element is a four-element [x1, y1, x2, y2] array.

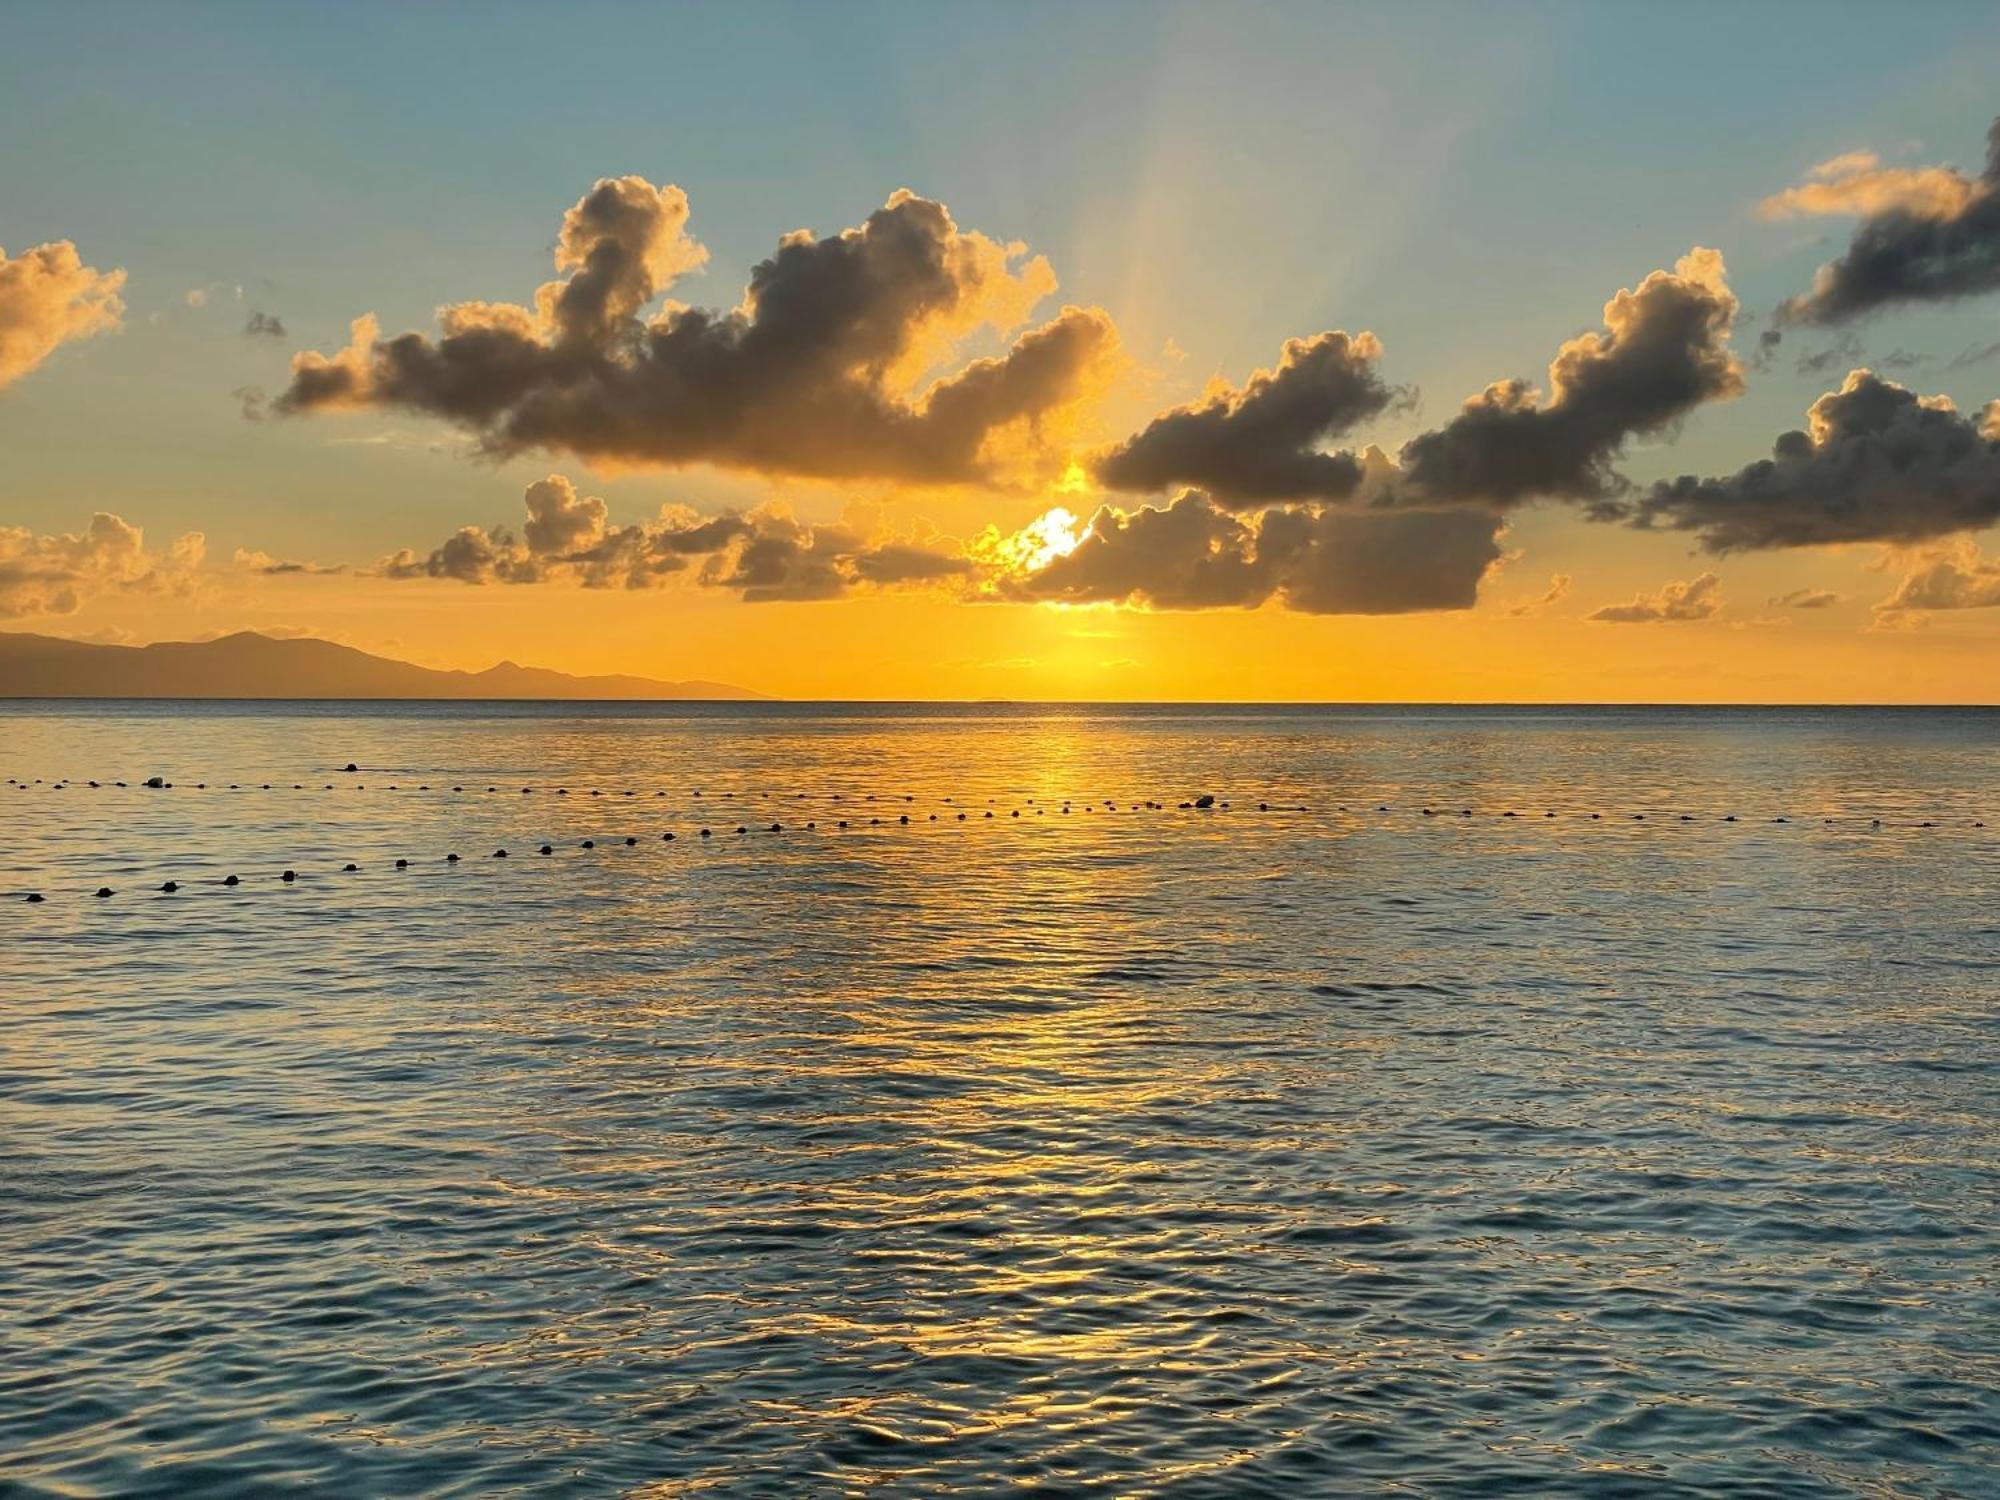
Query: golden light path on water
[[1, 702, 1997, 1496]]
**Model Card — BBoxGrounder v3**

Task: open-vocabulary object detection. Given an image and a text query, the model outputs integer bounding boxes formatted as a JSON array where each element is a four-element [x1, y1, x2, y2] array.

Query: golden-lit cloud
[[1759, 150, 1981, 221], [1769, 586, 1841, 610], [1874, 539, 2000, 616], [1632, 370, 2000, 550], [1586, 571, 1722, 624], [231, 547, 344, 577], [1773, 118, 2000, 325], [274, 179, 1117, 486], [0, 513, 204, 618], [0, 241, 126, 390], [376, 474, 969, 602], [1506, 573, 1573, 617]]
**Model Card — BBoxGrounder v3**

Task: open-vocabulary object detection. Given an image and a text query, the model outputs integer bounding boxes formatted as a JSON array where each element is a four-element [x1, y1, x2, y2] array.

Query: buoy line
[[1, 774, 1988, 829], [6, 790, 1991, 905]]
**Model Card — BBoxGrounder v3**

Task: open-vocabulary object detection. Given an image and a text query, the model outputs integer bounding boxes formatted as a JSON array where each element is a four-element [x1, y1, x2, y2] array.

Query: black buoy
[[581, 839, 595, 849], [539, 844, 554, 855], [626, 836, 639, 845], [344, 863, 360, 872], [344, 763, 357, 773], [96, 887, 113, 898], [281, 870, 296, 882], [662, 832, 675, 842], [223, 874, 240, 886], [144, 776, 164, 788], [160, 881, 178, 893], [700, 828, 712, 838], [25, 892, 44, 903], [446, 853, 460, 862], [1194, 794, 1216, 809], [494, 848, 508, 858], [394, 858, 409, 869]]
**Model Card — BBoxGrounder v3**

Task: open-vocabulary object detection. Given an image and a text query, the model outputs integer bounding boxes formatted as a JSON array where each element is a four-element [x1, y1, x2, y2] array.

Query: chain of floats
[[8, 768, 1990, 904]]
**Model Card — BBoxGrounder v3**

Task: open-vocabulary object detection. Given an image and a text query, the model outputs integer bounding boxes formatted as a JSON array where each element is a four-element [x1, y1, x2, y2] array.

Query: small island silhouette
[[0, 630, 766, 700]]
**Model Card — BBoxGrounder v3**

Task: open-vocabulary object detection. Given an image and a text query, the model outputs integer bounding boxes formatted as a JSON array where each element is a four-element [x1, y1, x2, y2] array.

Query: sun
[[1014, 506, 1086, 569]]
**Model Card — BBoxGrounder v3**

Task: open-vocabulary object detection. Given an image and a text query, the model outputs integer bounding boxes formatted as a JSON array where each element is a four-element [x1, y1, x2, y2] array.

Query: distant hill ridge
[[0, 630, 767, 700]]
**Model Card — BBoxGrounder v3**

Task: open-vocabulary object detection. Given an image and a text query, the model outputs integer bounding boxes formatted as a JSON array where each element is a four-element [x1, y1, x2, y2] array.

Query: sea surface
[[2, 702, 1996, 1497]]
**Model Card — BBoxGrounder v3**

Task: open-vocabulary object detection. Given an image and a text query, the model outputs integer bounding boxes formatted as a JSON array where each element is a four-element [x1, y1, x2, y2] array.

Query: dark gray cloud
[[275, 178, 1115, 485], [378, 475, 966, 602], [1395, 249, 1743, 509], [1629, 370, 2000, 550], [1948, 338, 2000, 370], [991, 490, 1503, 615], [1771, 119, 2000, 326], [244, 310, 286, 340], [1585, 572, 1721, 624], [1092, 332, 1396, 506]]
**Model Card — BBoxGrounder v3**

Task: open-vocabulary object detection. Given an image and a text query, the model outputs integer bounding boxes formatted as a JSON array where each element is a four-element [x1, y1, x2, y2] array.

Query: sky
[[4, 0, 2000, 701]]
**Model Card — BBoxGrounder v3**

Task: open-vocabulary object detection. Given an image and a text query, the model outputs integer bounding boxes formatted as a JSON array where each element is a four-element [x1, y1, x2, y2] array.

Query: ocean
[[2, 702, 1996, 1496]]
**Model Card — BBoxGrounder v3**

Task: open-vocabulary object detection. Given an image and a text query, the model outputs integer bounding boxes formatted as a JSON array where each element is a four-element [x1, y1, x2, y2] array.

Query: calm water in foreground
[[2, 702, 1997, 1497]]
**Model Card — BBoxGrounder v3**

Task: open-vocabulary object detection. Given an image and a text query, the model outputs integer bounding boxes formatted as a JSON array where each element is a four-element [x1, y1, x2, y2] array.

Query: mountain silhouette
[[0, 631, 767, 700]]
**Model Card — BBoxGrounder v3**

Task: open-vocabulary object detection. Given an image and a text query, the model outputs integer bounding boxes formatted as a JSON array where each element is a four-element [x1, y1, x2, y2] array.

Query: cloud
[[1507, 572, 1573, 617], [0, 241, 126, 390], [1768, 586, 1841, 609], [244, 310, 286, 339], [979, 490, 1505, 615], [1630, 370, 2000, 550], [1948, 338, 2000, 370], [1795, 331, 1864, 376], [231, 547, 344, 577], [1091, 331, 1397, 505], [0, 513, 204, 618], [1874, 540, 2000, 615], [1773, 118, 2000, 325], [377, 474, 968, 602], [1394, 249, 1742, 509], [274, 178, 1117, 486], [1586, 571, 1721, 624]]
